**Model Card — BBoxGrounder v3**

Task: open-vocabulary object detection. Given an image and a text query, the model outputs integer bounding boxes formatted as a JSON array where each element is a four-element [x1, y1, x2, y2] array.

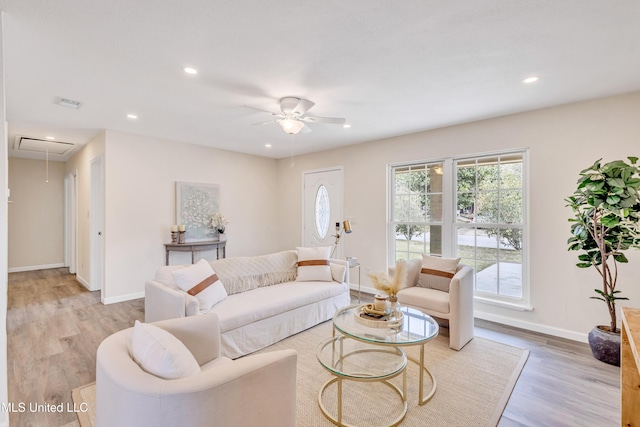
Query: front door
[[303, 167, 344, 257]]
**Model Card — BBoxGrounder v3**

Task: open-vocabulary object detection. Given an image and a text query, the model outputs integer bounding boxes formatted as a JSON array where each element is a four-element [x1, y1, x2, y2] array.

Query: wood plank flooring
[[7, 269, 619, 426]]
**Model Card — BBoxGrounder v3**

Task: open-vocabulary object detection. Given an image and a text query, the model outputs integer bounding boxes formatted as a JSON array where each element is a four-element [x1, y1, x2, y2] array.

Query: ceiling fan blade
[[292, 98, 315, 115], [300, 116, 346, 125], [251, 120, 279, 125], [242, 105, 281, 116], [301, 124, 312, 134]]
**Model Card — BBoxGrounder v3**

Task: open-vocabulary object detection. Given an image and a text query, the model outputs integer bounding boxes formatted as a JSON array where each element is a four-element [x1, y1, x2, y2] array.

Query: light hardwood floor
[[7, 269, 620, 426]]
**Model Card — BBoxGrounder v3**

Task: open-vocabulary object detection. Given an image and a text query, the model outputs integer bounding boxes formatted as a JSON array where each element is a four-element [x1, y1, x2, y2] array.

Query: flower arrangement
[[210, 212, 229, 234], [367, 260, 407, 299]]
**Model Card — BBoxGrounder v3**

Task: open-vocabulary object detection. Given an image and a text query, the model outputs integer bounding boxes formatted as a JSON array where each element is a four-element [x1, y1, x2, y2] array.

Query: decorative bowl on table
[[353, 304, 404, 330]]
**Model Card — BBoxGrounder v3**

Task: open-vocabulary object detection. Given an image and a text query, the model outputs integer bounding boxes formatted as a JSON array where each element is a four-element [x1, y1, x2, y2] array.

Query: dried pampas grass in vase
[[368, 260, 407, 312]]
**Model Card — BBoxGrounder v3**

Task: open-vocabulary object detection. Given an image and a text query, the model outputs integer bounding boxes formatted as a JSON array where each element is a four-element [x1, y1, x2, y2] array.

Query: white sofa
[[145, 250, 351, 359], [96, 313, 298, 427]]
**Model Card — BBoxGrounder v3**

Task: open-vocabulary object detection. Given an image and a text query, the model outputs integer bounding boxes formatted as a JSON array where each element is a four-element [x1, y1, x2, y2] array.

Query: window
[[391, 163, 444, 261], [389, 150, 528, 308], [315, 185, 330, 238]]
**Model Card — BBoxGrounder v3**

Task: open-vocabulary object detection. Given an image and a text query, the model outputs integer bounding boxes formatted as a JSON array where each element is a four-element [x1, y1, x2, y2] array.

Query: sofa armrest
[[152, 313, 221, 365], [330, 258, 350, 284], [144, 281, 187, 322], [448, 265, 475, 350]]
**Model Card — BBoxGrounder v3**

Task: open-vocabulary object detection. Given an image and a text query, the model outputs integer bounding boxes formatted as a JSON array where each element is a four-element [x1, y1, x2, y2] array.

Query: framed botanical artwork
[[175, 182, 220, 242]]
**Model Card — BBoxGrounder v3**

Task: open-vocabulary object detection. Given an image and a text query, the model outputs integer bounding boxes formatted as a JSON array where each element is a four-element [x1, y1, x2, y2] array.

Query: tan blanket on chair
[[210, 250, 298, 295]]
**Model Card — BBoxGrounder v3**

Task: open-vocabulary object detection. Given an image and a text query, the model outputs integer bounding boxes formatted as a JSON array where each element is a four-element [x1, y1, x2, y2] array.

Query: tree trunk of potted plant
[[567, 157, 640, 366]]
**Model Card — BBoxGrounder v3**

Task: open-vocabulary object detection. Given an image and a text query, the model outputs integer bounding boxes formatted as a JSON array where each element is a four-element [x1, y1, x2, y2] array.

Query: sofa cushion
[[211, 281, 347, 332], [296, 246, 332, 282], [397, 287, 450, 314], [418, 255, 460, 292], [154, 264, 187, 289], [210, 250, 298, 295], [173, 259, 228, 311], [131, 320, 201, 379]]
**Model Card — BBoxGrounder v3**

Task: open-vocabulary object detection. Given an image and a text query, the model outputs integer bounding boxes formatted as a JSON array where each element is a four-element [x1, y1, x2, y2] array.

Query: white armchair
[[96, 313, 297, 427], [393, 259, 474, 351]]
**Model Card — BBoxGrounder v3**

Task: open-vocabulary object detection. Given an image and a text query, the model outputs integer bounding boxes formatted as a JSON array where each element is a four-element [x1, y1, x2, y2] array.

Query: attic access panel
[[14, 136, 75, 155]]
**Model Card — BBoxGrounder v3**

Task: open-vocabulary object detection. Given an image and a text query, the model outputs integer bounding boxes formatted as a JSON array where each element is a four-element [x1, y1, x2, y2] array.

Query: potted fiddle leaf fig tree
[[566, 156, 640, 366]]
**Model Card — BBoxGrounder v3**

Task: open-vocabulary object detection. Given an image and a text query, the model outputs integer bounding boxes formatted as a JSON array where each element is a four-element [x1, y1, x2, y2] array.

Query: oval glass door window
[[315, 185, 330, 238]]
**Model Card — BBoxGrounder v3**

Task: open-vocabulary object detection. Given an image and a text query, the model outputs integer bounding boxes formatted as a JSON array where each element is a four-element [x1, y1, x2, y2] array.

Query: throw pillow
[[296, 246, 332, 282], [418, 255, 461, 292], [172, 259, 228, 311], [131, 320, 201, 380], [330, 262, 347, 283]]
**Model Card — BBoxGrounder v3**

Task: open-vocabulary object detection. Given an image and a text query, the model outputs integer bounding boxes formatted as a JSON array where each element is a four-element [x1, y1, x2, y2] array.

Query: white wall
[[0, 12, 9, 427], [102, 130, 280, 303], [8, 158, 65, 271], [65, 131, 106, 289], [277, 91, 640, 341]]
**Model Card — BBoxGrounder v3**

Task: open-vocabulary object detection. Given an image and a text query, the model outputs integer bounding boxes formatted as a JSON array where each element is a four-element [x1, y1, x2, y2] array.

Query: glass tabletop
[[316, 335, 407, 379], [333, 304, 439, 346]]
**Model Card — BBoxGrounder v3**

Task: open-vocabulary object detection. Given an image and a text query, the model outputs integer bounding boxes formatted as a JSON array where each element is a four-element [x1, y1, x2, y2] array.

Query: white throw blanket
[[210, 250, 298, 295]]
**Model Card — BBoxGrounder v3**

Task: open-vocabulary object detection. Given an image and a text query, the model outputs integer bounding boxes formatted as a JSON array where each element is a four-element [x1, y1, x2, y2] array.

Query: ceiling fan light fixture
[[279, 118, 305, 134]]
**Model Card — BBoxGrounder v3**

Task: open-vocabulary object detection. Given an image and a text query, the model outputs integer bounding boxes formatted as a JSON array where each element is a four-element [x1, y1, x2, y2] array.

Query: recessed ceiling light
[[265, 144, 272, 148], [343, 124, 351, 128], [127, 114, 138, 119], [45, 136, 55, 140], [183, 67, 198, 75], [523, 76, 539, 84]]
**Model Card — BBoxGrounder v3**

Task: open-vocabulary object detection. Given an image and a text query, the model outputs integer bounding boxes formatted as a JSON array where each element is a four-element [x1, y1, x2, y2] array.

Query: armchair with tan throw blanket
[[392, 256, 474, 351]]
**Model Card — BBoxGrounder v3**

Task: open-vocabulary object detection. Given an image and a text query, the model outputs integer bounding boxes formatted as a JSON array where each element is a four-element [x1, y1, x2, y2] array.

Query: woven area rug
[[72, 320, 528, 427]]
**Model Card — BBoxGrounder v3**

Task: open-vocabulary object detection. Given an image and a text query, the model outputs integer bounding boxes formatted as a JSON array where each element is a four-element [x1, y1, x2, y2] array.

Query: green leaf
[[608, 178, 625, 188], [600, 215, 620, 227], [606, 195, 621, 204], [613, 253, 629, 263], [578, 254, 592, 262], [576, 262, 592, 268], [590, 296, 606, 302], [628, 156, 638, 165]]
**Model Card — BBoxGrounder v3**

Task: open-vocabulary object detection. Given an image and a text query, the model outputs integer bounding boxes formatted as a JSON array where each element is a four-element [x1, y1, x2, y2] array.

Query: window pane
[[457, 193, 475, 223], [499, 262, 523, 299], [426, 194, 443, 222], [475, 259, 498, 294], [500, 190, 523, 223], [477, 157, 499, 191], [395, 168, 410, 194], [394, 195, 409, 221], [500, 161, 522, 190], [475, 227, 499, 260], [409, 194, 425, 222], [500, 228, 523, 256], [477, 191, 499, 223], [410, 169, 426, 193], [457, 162, 476, 193], [427, 164, 444, 193], [314, 185, 330, 238], [394, 225, 409, 253]]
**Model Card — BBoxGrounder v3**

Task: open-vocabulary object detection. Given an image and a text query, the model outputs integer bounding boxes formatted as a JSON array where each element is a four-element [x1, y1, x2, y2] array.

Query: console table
[[164, 240, 226, 265], [622, 306, 640, 426]]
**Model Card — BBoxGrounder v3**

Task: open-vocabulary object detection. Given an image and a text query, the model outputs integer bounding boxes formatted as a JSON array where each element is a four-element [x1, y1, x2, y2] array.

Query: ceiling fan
[[246, 97, 347, 135]]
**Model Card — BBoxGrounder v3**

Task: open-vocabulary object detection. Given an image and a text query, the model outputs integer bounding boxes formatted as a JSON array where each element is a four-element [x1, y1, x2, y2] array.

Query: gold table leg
[[405, 343, 437, 405]]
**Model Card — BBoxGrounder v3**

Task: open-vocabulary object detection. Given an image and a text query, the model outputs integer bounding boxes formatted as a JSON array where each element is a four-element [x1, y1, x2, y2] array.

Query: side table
[[164, 240, 226, 265]]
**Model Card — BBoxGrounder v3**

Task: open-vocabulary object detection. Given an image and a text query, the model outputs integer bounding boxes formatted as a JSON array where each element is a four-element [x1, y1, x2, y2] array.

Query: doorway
[[303, 167, 344, 257], [64, 171, 77, 274], [90, 155, 104, 295]]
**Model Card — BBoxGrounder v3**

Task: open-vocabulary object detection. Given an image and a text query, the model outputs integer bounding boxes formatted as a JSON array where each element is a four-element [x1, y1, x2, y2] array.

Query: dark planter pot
[[587, 325, 621, 366]]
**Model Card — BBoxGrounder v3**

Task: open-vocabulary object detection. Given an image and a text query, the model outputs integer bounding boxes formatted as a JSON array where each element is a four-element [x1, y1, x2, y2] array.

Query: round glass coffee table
[[331, 304, 439, 406], [316, 335, 408, 426]]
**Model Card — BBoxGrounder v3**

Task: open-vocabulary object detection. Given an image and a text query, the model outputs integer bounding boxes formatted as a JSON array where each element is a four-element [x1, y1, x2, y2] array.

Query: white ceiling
[[1, 0, 639, 160]]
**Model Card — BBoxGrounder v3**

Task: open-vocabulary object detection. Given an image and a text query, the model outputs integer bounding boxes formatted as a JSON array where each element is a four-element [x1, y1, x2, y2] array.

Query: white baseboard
[[475, 310, 589, 343], [8, 263, 65, 273], [102, 291, 145, 305], [75, 274, 92, 291], [350, 283, 376, 296]]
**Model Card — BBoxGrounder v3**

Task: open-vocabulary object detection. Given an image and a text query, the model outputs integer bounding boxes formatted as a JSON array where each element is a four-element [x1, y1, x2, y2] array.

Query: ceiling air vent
[[54, 96, 83, 109], [13, 136, 75, 155]]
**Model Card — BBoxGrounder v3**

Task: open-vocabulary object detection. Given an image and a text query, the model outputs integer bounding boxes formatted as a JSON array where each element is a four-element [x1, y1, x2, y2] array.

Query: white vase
[[218, 233, 226, 242]]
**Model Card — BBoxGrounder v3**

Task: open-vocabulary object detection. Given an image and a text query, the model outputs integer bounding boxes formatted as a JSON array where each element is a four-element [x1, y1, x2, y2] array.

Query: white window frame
[[388, 149, 531, 311]]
